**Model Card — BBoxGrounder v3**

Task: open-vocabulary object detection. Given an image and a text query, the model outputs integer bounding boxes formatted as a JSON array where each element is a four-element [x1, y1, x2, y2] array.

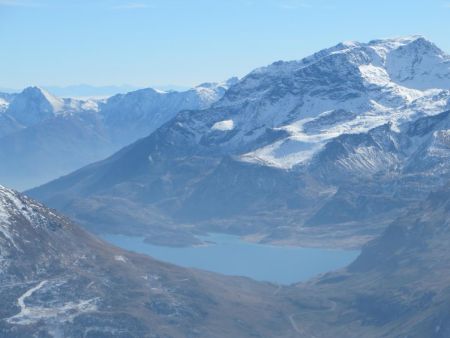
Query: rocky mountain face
[[0, 185, 298, 337], [28, 36, 450, 249], [279, 184, 450, 338], [0, 80, 234, 190]]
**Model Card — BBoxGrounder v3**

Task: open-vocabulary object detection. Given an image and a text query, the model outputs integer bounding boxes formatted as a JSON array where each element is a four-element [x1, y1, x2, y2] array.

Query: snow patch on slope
[[0, 98, 9, 112], [6, 279, 98, 325], [240, 87, 449, 169], [212, 119, 234, 131]]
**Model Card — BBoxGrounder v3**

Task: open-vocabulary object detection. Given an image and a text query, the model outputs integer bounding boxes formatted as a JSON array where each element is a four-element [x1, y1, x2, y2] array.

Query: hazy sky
[[1, 0, 450, 89]]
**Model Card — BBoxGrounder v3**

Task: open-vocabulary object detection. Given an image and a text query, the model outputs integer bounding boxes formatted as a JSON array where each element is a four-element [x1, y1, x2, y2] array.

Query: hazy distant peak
[[21, 86, 64, 108]]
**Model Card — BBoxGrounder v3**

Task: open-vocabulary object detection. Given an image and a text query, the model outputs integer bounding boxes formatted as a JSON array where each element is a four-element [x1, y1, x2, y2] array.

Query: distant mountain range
[[0, 78, 237, 190], [28, 36, 450, 249], [42, 84, 144, 98], [0, 84, 193, 98]]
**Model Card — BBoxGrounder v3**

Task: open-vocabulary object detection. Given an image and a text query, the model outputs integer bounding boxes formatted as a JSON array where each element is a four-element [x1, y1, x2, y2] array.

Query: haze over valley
[[27, 36, 450, 252], [1, 1, 450, 336]]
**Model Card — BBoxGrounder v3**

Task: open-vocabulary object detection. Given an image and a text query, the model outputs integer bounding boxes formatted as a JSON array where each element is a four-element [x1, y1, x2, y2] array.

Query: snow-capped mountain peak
[[154, 37, 450, 170], [20, 86, 64, 111], [193, 78, 238, 104], [382, 37, 450, 90], [328, 35, 450, 90], [224, 36, 449, 104], [367, 35, 425, 51], [5, 86, 65, 126]]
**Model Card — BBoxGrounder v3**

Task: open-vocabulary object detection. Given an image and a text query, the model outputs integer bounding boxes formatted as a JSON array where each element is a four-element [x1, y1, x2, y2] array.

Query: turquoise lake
[[102, 233, 359, 285]]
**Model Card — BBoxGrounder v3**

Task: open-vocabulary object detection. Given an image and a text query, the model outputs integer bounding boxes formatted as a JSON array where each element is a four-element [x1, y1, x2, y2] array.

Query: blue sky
[[1, 0, 449, 89]]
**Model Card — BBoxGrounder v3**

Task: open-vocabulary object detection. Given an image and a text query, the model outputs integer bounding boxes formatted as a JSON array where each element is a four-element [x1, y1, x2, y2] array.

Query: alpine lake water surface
[[102, 233, 359, 285]]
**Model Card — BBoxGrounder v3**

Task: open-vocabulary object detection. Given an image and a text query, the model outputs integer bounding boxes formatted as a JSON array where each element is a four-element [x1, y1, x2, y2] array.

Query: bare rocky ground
[[278, 184, 450, 337], [0, 185, 298, 338]]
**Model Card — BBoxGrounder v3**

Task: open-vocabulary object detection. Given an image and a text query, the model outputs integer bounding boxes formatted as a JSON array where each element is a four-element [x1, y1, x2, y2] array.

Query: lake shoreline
[[101, 232, 360, 285]]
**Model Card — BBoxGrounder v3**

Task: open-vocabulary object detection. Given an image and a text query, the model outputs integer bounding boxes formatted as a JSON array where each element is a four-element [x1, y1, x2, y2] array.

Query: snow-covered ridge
[[219, 35, 449, 111], [241, 35, 449, 90], [0, 185, 30, 224], [0, 185, 20, 249], [0, 78, 237, 190], [99, 77, 238, 145], [0, 185, 67, 252], [191, 36, 450, 169], [1, 79, 237, 132], [4, 86, 101, 127]]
